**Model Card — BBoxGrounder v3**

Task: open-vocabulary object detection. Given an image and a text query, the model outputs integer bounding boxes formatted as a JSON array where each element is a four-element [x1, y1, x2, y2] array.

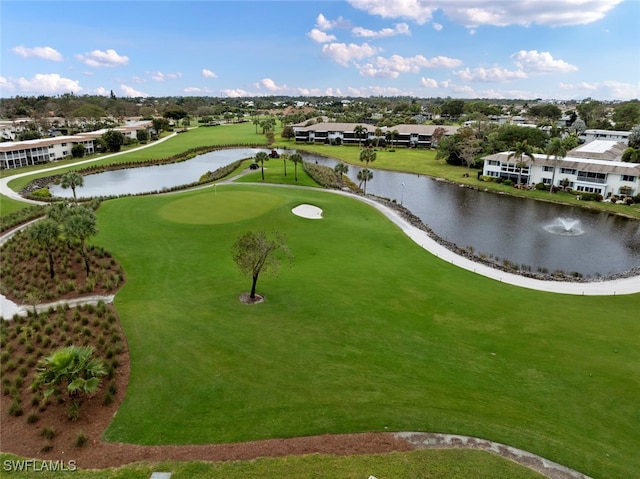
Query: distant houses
[[482, 140, 639, 198]]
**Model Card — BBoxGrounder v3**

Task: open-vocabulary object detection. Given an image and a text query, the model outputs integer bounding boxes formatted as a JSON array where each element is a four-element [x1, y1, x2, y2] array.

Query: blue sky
[[1, 0, 639, 100]]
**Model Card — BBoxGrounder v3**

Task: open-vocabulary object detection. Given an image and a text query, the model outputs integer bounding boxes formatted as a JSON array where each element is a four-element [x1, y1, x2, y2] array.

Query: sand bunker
[[292, 204, 323, 219]]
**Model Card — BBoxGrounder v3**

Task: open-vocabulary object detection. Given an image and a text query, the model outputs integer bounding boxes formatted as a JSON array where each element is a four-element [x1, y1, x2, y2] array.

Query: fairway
[[92, 183, 640, 478]]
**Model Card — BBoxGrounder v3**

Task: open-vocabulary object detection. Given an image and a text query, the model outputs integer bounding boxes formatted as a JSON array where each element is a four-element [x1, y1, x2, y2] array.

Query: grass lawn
[[0, 450, 545, 478], [92, 183, 639, 478]]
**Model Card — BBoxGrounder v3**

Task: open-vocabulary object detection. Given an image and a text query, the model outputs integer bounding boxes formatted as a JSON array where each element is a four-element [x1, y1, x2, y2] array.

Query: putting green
[[158, 190, 286, 224]]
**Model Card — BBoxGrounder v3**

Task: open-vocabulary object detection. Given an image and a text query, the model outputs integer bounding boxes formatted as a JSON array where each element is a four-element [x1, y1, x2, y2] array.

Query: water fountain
[[543, 217, 585, 236]]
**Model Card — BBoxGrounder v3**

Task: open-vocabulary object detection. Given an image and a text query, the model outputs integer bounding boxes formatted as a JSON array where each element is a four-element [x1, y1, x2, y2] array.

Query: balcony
[[576, 173, 606, 184]]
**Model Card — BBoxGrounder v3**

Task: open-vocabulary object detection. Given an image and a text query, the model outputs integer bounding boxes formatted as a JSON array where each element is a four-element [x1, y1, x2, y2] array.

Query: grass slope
[[94, 184, 640, 478]]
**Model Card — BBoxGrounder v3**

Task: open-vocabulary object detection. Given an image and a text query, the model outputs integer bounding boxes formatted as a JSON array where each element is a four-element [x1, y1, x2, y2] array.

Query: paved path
[[396, 432, 593, 479]]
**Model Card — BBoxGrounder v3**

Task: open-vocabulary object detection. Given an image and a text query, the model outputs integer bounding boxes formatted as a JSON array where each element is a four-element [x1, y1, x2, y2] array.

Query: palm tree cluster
[[29, 202, 98, 279]]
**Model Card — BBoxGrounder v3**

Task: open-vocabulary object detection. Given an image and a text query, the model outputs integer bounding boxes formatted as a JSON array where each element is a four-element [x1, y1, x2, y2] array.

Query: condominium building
[[482, 140, 639, 198], [0, 121, 152, 169]]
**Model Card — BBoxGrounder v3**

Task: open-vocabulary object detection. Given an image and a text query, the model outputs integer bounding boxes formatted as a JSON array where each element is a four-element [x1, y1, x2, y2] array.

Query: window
[[542, 178, 552, 184], [488, 160, 500, 166], [576, 185, 602, 194], [621, 175, 637, 182], [543, 166, 554, 172], [560, 168, 576, 175]]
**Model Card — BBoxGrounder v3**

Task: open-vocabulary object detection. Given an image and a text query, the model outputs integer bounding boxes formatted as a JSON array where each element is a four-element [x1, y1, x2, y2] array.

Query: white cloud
[[347, 85, 416, 97], [347, 0, 437, 25], [151, 71, 182, 82], [315, 13, 351, 30], [324, 87, 344, 96], [76, 49, 129, 67], [15, 73, 82, 94], [352, 22, 410, 38], [511, 50, 578, 73], [94, 87, 109, 96], [421, 77, 439, 88], [348, 0, 623, 27], [322, 42, 381, 67], [307, 28, 337, 43], [0, 76, 16, 94], [454, 66, 527, 82], [432, 22, 443, 31], [202, 69, 217, 78], [257, 78, 288, 92], [120, 84, 148, 97], [12, 45, 63, 61], [184, 86, 213, 94], [221, 88, 251, 98], [559, 81, 640, 100], [358, 54, 462, 77]]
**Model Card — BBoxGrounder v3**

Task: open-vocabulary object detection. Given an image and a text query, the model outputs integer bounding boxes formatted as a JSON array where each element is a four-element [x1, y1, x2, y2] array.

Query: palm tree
[[334, 162, 349, 178], [353, 124, 367, 147], [34, 345, 106, 412], [64, 207, 97, 277], [545, 137, 567, 193], [374, 127, 383, 148], [28, 218, 60, 278], [508, 140, 535, 187], [359, 148, 376, 166], [255, 151, 269, 180], [385, 130, 393, 148], [357, 168, 373, 194], [290, 153, 303, 182], [60, 171, 83, 202], [280, 152, 289, 177], [391, 129, 399, 148]]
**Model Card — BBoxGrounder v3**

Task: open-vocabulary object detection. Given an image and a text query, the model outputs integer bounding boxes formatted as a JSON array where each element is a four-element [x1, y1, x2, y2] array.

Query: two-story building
[[293, 122, 458, 148], [482, 140, 638, 198], [0, 121, 152, 169]]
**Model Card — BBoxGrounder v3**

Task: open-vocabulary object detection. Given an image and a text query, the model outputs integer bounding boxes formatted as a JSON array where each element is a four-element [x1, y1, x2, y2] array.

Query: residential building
[[293, 122, 458, 148], [582, 129, 630, 144], [482, 140, 639, 198], [0, 121, 152, 169]]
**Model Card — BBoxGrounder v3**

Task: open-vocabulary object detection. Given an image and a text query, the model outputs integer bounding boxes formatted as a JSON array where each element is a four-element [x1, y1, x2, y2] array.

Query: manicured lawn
[[0, 450, 545, 478], [93, 184, 640, 478]]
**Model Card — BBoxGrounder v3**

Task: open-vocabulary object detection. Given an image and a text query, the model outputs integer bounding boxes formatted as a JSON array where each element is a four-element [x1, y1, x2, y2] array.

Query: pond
[[49, 148, 640, 278]]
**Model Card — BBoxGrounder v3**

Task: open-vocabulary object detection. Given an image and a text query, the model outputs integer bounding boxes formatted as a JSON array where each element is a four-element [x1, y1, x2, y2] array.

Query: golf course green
[[90, 181, 639, 478]]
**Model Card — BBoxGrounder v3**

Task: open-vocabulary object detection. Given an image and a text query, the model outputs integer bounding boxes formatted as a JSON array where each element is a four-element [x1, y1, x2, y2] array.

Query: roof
[[568, 140, 627, 161], [0, 135, 87, 151]]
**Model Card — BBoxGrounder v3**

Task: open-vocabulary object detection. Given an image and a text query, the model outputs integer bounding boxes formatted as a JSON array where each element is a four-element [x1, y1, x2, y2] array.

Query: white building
[[482, 140, 639, 198], [0, 121, 152, 169], [582, 129, 630, 144]]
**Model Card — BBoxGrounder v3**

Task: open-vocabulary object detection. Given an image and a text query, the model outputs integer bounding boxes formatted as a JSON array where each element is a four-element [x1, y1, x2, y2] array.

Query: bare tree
[[232, 230, 293, 300]]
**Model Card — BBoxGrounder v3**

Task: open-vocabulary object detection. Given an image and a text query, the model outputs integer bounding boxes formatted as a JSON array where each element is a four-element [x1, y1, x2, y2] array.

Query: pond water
[[49, 148, 260, 198], [49, 148, 640, 278]]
